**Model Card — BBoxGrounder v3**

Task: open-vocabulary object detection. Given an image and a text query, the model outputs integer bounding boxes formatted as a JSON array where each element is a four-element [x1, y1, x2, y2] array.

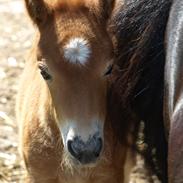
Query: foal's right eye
[[38, 63, 52, 81]]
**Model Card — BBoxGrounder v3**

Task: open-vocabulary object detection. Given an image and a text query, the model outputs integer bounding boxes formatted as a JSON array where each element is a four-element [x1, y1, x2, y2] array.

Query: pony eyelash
[[104, 64, 113, 76], [38, 61, 52, 81]]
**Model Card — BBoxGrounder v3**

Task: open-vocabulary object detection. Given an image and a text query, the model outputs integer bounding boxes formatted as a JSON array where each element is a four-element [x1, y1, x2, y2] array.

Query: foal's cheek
[[22, 122, 62, 179]]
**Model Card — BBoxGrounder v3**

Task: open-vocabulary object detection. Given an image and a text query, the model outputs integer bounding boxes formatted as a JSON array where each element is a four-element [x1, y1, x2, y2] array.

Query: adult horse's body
[[165, 0, 183, 182]]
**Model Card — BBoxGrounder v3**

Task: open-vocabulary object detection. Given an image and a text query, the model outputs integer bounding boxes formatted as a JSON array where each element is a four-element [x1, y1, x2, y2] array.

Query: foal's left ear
[[90, 0, 115, 23], [24, 0, 50, 26]]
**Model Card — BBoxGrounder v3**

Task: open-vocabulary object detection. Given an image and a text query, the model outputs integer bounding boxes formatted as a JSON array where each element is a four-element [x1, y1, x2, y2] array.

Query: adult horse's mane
[[108, 0, 172, 181]]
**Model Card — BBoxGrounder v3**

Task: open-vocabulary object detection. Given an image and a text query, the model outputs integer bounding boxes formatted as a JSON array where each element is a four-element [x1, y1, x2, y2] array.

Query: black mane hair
[[108, 0, 172, 182]]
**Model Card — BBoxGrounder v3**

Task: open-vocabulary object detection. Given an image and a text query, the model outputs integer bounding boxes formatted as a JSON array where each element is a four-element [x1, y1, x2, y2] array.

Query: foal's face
[[26, 0, 114, 166]]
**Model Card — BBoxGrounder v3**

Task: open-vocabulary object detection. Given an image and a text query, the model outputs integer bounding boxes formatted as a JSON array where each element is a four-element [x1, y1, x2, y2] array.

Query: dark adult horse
[[165, 0, 183, 182], [110, 0, 183, 182], [108, 0, 183, 183]]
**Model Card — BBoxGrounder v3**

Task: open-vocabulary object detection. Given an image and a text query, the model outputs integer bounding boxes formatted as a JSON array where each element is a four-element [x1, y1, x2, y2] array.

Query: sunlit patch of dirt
[[0, 0, 34, 182]]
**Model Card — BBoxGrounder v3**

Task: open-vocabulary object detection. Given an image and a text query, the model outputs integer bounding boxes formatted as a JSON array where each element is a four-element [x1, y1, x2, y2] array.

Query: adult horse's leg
[[165, 0, 183, 182]]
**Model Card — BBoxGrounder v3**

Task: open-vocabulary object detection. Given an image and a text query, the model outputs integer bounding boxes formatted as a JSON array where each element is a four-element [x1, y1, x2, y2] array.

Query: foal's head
[[25, 0, 114, 166]]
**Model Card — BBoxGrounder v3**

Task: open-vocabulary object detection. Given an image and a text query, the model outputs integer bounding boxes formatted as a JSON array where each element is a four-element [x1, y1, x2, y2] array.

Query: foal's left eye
[[104, 64, 113, 76], [38, 63, 52, 81]]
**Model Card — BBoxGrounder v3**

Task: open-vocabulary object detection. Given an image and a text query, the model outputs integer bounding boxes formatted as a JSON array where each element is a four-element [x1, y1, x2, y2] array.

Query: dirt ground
[[0, 0, 34, 182]]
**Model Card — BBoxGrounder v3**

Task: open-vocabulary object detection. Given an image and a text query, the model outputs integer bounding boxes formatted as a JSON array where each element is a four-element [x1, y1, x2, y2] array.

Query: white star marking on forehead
[[63, 37, 91, 65]]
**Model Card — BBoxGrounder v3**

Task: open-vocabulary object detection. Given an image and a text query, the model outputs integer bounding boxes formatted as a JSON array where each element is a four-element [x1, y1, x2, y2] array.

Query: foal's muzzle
[[67, 135, 103, 164]]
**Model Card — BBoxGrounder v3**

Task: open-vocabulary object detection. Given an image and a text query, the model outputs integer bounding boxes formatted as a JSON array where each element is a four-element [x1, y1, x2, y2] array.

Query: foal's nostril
[[67, 136, 103, 164], [94, 138, 103, 157], [67, 140, 80, 159]]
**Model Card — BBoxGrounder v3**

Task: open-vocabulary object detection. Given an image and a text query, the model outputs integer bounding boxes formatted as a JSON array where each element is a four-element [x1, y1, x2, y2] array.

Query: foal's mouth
[[70, 154, 101, 168], [61, 145, 103, 170]]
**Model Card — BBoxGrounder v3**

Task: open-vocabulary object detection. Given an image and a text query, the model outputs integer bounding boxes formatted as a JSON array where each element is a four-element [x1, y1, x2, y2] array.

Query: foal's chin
[[61, 150, 101, 172]]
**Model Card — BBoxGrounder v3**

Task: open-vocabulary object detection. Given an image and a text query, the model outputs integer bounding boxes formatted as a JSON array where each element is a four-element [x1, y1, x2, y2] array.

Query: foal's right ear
[[24, 0, 50, 25]]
